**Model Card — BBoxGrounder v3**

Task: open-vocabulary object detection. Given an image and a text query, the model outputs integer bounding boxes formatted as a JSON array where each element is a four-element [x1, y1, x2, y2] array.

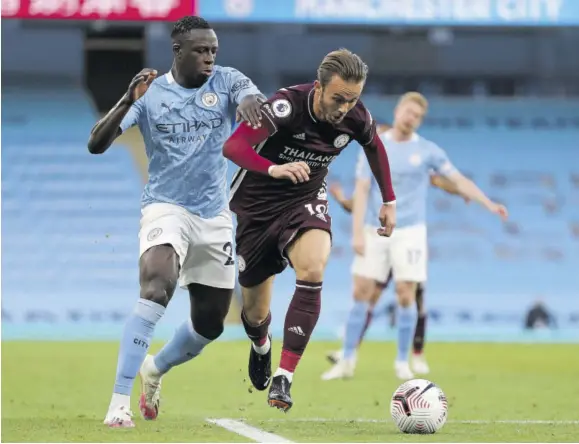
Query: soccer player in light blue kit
[[322, 92, 508, 381], [88, 16, 265, 428]]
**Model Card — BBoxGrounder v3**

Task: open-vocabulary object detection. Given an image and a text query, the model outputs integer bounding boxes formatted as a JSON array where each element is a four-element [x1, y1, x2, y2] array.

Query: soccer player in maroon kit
[[223, 49, 396, 411]]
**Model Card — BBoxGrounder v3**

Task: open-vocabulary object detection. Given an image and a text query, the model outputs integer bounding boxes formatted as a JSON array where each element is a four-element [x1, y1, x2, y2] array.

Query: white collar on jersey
[[165, 71, 175, 84], [381, 129, 419, 142]]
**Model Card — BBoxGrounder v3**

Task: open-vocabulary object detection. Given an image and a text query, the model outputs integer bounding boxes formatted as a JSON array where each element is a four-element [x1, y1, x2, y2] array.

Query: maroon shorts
[[235, 198, 332, 288]]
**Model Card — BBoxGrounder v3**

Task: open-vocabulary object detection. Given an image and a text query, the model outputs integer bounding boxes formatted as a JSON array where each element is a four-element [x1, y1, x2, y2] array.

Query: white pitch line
[[206, 418, 294, 443], [245, 417, 579, 425]]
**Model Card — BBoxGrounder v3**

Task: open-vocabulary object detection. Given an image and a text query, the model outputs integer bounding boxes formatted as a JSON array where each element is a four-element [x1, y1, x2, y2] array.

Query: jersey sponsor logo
[[279, 146, 337, 168], [333, 134, 350, 148], [154, 118, 224, 145], [155, 118, 224, 134], [202, 92, 218, 107], [272, 99, 292, 118], [231, 78, 251, 93]]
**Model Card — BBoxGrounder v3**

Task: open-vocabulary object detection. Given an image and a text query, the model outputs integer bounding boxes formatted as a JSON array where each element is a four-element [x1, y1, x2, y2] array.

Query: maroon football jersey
[[230, 83, 375, 221]]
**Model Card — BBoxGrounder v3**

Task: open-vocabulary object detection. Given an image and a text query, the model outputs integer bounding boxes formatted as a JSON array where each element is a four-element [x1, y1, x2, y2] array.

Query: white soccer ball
[[390, 379, 448, 434]]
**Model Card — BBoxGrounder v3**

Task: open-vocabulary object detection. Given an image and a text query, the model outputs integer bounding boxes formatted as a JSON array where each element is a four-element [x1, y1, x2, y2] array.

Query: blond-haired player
[[322, 93, 508, 380]]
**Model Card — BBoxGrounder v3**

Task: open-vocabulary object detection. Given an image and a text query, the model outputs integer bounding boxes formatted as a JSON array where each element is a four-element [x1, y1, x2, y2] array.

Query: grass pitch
[[2, 341, 578, 442]]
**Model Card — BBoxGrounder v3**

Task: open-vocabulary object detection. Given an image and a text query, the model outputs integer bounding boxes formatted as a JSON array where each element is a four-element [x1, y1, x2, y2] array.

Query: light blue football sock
[[343, 301, 370, 359], [113, 299, 165, 395], [154, 319, 212, 374], [396, 303, 418, 362]]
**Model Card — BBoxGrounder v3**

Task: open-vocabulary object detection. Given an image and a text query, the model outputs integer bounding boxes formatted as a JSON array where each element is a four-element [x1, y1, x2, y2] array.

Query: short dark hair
[[317, 48, 368, 88], [171, 16, 211, 39]]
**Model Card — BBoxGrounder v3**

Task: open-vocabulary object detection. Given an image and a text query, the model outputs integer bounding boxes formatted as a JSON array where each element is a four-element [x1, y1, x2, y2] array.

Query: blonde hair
[[398, 92, 428, 113]]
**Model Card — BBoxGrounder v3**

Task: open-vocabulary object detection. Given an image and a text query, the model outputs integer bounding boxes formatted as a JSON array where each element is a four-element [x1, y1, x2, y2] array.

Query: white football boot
[[138, 354, 162, 420], [394, 361, 415, 380]]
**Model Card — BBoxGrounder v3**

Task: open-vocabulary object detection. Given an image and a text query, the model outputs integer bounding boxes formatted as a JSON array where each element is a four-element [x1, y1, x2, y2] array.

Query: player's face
[[394, 101, 425, 134], [315, 76, 364, 125], [174, 29, 218, 85]]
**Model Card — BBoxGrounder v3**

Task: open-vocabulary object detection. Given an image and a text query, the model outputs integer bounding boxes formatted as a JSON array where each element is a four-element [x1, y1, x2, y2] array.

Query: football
[[390, 379, 448, 434]]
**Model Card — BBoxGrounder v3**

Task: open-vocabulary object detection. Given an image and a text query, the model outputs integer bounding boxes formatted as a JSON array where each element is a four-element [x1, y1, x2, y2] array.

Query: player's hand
[[377, 203, 396, 237], [352, 231, 365, 256], [236, 95, 265, 129], [487, 202, 509, 221], [329, 182, 346, 203], [463, 195, 471, 204], [124, 69, 157, 104], [269, 162, 310, 184]]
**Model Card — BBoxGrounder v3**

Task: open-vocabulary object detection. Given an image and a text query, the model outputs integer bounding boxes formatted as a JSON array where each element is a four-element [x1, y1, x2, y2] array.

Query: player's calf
[[241, 278, 274, 391], [269, 229, 329, 410], [139, 284, 232, 420], [394, 281, 418, 374], [105, 246, 178, 426], [411, 283, 429, 374]]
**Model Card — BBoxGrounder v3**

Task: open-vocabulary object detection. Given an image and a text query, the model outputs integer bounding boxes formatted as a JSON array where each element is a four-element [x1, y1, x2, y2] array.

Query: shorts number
[[304, 203, 328, 216], [407, 249, 422, 265], [223, 242, 234, 266]]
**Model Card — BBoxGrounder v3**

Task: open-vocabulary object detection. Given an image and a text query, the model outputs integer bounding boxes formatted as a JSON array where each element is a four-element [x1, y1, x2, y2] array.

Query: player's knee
[[396, 281, 417, 307], [352, 276, 375, 302], [295, 263, 325, 283], [140, 277, 176, 307]]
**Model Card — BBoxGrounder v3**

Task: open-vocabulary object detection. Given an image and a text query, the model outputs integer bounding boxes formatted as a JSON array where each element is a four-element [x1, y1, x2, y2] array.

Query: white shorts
[[139, 203, 236, 289], [351, 224, 427, 283]]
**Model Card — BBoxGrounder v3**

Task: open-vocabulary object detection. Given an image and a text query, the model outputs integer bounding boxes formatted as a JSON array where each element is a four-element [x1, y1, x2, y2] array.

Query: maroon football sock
[[278, 280, 322, 374]]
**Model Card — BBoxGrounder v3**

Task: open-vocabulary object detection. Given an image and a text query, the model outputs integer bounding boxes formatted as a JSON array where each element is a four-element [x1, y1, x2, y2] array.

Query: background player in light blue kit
[[322, 92, 508, 381], [87, 16, 265, 428]]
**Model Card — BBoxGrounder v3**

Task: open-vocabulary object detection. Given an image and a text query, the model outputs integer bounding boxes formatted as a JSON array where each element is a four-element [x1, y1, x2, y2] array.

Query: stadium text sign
[[200, 0, 579, 26], [1, 0, 196, 20]]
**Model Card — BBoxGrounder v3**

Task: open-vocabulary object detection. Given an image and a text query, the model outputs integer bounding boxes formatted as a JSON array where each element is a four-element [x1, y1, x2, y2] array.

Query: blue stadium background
[[2, 0, 578, 343]]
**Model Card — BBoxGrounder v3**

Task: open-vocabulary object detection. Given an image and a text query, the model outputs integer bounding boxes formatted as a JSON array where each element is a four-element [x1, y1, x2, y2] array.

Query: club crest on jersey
[[333, 134, 350, 148], [272, 99, 292, 118], [409, 154, 422, 166], [202, 92, 218, 107]]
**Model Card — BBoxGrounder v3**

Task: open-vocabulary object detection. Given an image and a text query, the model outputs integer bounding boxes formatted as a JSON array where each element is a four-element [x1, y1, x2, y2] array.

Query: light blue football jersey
[[356, 130, 457, 228], [120, 65, 261, 218]]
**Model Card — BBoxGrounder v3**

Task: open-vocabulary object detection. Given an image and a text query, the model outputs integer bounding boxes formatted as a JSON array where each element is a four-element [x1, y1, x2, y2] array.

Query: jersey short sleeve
[[353, 104, 377, 146], [427, 142, 457, 177], [259, 89, 298, 135], [223, 67, 262, 105], [119, 98, 145, 133]]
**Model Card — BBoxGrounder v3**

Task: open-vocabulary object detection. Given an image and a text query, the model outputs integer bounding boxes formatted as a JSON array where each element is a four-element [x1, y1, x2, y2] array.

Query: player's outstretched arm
[[361, 133, 396, 236], [430, 175, 470, 203], [445, 171, 508, 220], [87, 69, 157, 154]]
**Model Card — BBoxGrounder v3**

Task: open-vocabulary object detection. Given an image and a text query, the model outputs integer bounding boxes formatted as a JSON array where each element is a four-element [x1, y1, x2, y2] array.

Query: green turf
[[2, 341, 578, 442]]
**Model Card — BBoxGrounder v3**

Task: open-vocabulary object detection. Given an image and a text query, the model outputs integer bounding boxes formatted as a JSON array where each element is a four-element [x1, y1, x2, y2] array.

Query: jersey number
[[407, 249, 422, 265], [223, 242, 234, 266], [304, 203, 328, 216]]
